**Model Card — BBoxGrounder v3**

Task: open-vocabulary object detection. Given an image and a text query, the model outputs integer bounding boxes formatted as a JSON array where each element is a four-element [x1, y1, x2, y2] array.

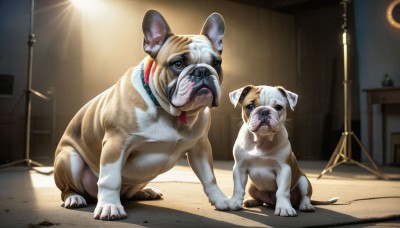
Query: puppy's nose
[[260, 110, 270, 117], [193, 67, 211, 79]]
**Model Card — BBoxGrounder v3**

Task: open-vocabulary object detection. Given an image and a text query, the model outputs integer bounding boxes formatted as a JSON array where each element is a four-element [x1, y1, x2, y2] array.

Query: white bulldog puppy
[[227, 85, 337, 217], [53, 9, 234, 220]]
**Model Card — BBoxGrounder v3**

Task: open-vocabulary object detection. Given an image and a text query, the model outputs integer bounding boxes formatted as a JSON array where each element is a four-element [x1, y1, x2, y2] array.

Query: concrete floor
[[0, 159, 399, 227]]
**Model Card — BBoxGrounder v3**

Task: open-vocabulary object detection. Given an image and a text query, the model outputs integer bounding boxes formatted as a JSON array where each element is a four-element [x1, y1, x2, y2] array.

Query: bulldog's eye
[[171, 60, 185, 72], [275, 105, 283, 111], [246, 104, 255, 112]]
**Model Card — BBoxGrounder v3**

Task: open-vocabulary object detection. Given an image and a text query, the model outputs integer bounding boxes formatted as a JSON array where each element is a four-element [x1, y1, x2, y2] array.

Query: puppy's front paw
[[63, 194, 87, 209], [299, 201, 315, 212], [94, 203, 127, 220], [274, 205, 297, 217], [224, 198, 243, 211]]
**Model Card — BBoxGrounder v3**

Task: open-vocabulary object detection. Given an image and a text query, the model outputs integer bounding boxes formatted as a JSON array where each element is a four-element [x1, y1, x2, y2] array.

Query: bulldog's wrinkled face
[[229, 85, 298, 136], [142, 10, 225, 117], [242, 86, 287, 135], [155, 35, 222, 114]]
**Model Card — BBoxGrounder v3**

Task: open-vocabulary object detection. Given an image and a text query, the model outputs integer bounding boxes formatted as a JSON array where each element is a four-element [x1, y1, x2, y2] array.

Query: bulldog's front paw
[[212, 197, 245, 211], [63, 194, 87, 209], [212, 198, 231, 211], [94, 203, 127, 220]]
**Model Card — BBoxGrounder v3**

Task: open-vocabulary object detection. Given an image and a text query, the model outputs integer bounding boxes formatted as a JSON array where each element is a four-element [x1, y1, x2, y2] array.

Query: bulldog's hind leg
[[297, 175, 315, 212], [133, 187, 163, 200], [244, 184, 275, 207], [54, 149, 97, 208]]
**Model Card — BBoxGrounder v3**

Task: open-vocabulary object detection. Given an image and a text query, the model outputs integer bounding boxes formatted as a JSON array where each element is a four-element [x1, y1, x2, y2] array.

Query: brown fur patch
[[240, 86, 262, 123], [54, 149, 84, 201], [99, 68, 145, 165], [153, 35, 193, 101]]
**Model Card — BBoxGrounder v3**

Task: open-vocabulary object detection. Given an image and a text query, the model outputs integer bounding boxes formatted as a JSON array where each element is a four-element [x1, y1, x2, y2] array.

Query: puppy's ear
[[229, 85, 254, 108], [142, 9, 173, 58], [201, 13, 225, 54], [276, 86, 298, 111]]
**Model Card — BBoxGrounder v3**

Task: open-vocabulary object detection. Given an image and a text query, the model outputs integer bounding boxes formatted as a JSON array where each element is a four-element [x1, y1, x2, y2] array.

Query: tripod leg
[[27, 159, 47, 167], [326, 135, 346, 167], [351, 160, 388, 180], [317, 134, 346, 179], [334, 134, 348, 163], [351, 133, 378, 170], [28, 159, 54, 175], [351, 133, 388, 180], [0, 159, 29, 169]]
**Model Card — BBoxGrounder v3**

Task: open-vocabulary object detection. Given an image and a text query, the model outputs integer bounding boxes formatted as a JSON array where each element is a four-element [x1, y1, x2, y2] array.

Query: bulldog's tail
[[311, 197, 339, 205]]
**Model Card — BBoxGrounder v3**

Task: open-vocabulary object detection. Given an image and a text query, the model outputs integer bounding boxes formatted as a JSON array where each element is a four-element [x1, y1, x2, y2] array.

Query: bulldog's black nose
[[193, 67, 211, 79]]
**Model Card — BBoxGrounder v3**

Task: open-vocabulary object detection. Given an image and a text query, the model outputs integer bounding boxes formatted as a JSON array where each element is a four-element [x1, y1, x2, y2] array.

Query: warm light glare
[[70, 0, 104, 12], [387, 0, 400, 29]]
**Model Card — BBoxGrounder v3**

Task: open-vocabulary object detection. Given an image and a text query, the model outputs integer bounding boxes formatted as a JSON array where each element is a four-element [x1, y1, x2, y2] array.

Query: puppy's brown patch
[[241, 86, 262, 123]]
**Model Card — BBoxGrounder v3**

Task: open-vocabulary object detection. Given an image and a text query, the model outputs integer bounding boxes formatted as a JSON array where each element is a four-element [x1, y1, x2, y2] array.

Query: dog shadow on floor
[[2, 167, 397, 227], [74, 201, 239, 227], [73, 201, 367, 227], [224, 205, 400, 228]]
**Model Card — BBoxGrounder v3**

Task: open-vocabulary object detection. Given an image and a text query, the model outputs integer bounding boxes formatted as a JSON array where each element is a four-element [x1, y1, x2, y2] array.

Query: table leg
[[382, 104, 386, 164], [367, 94, 373, 156]]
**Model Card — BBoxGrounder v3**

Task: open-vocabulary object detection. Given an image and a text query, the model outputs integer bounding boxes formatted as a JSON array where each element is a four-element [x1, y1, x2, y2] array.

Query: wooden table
[[363, 87, 400, 164]]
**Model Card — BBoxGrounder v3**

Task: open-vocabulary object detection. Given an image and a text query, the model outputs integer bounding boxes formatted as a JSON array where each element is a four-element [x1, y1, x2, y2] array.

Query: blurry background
[[0, 0, 399, 165]]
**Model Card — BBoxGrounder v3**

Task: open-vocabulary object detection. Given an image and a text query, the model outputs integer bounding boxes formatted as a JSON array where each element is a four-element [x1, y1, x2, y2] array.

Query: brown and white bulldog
[[226, 85, 337, 216], [54, 9, 234, 220]]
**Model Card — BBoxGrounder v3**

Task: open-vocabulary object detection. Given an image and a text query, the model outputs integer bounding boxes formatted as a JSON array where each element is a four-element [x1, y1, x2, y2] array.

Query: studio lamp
[[318, 0, 387, 180], [0, 0, 52, 174]]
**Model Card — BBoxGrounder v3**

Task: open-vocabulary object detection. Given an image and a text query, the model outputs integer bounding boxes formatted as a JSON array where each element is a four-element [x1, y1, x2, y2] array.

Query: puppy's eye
[[213, 60, 221, 72], [275, 105, 283, 111], [246, 104, 255, 112], [171, 60, 185, 72]]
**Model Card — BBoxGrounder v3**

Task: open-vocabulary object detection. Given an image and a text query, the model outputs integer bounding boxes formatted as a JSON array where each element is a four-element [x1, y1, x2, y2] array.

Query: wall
[[355, 0, 400, 164], [293, 5, 350, 160], [0, 0, 296, 163]]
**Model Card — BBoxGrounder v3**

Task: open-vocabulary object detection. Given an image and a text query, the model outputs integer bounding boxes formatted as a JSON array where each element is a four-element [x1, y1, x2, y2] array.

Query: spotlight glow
[[70, 0, 104, 12]]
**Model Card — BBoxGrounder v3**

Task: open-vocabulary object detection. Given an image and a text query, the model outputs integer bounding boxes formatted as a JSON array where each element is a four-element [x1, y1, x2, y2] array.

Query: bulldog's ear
[[200, 13, 225, 54], [229, 85, 254, 108], [142, 9, 173, 58], [276, 86, 298, 111]]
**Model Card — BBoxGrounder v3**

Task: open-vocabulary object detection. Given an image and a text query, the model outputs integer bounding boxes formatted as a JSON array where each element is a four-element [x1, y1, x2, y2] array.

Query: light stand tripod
[[0, 0, 53, 174], [317, 0, 387, 180]]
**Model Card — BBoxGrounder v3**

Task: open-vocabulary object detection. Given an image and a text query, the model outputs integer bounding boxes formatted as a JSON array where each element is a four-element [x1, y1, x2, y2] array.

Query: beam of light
[[30, 168, 56, 188], [70, 0, 105, 12]]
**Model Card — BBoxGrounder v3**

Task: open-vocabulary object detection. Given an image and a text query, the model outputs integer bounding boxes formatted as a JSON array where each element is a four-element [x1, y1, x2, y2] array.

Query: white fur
[[54, 10, 231, 221], [227, 85, 312, 217], [95, 156, 126, 220]]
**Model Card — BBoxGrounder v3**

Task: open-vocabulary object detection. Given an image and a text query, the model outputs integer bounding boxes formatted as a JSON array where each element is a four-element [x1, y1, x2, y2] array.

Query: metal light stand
[[0, 0, 53, 174], [317, 0, 387, 180]]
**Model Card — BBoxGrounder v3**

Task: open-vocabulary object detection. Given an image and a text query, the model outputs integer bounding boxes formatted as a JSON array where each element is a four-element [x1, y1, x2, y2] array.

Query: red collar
[[143, 57, 156, 84], [142, 57, 187, 124]]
